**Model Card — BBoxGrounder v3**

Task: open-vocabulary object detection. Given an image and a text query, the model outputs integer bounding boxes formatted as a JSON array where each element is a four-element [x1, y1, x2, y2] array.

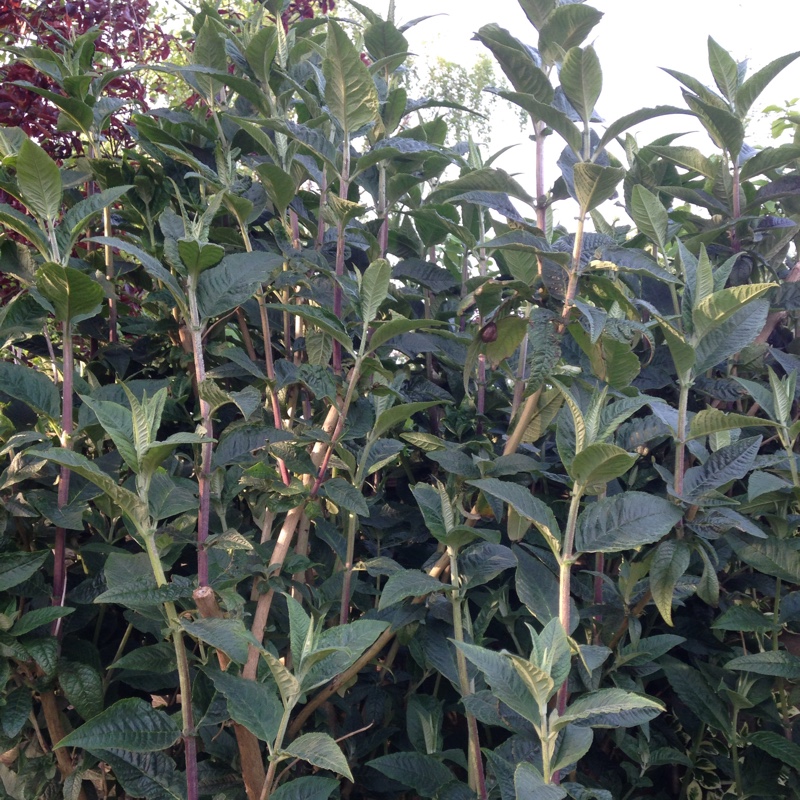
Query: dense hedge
[[2, 2, 800, 799]]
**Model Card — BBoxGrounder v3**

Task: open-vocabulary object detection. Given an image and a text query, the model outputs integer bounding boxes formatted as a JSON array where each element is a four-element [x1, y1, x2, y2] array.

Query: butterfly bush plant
[[1, 0, 800, 798]]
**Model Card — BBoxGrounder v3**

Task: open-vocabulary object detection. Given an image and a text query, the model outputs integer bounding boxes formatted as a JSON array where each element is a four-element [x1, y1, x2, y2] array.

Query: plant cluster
[[2, 1, 800, 799]]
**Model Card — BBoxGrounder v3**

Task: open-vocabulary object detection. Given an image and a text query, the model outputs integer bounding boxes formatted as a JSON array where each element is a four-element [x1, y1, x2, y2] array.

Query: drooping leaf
[[554, 688, 664, 730], [180, 617, 256, 665], [573, 163, 625, 215], [649, 540, 691, 626], [0, 362, 60, 419], [576, 492, 682, 553], [197, 251, 284, 319], [270, 777, 339, 800], [58, 660, 104, 720], [56, 698, 181, 752], [749, 731, 800, 772], [283, 733, 353, 782], [726, 651, 800, 679], [209, 669, 282, 743], [378, 570, 447, 610], [570, 442, 637, 488], [514, 762, 567, 799], [36, 263, 104, 325], [538, 4, 604, 65], [321, 477, 369, 517]]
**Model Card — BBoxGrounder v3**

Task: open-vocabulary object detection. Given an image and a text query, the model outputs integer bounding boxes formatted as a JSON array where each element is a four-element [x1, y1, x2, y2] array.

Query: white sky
[[355, 0, 800, 207]]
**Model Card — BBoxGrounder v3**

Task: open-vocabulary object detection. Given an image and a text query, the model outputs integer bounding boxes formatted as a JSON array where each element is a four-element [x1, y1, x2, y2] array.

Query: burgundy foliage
[[0, 0, 173, 158]]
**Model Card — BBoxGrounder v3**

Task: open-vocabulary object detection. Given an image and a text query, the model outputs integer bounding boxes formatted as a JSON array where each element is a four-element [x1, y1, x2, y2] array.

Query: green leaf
[[707, 37, 739, 102], [468, 478, 561, 552], [692, 284, 775, 339], [368, 317, 444, 352], [483, 316, 528, 366], [368, 752, 454, 797], [682, 91, 744, 157], [378, 570, 447, 610], [324, 20, 380, 134], [11, 606, 73, 636], [426, 167, 534, 206], [60, 185, 132, 252], [693, 299, 769, 375], [645, 145, 716, 179], [729, 533, 800, 582], [553, 688, 664, 731], [17, 138, 62, 224], [283, 732, 353, 782], [496, 91, 583, 155], [177, 239, 224, 278], [59, 660, 104, 720], [514, 763, 567, 799], [0, 551, 49, 592], [538, 3, 604, 65], [454, 640, 540, 725], [209, 669, 282, 743], [321, 477, 369, 517], [0, 688, 31, 738], [514, 545, 575, 631], [573, 163, 625, 215], [360, 258, 391, 324], [0, 362, 60, 419], [518, 0, 556, 30], [576, 492, 682, 554], [94, 576, 194, 608], [740, 143, 800, 181], [255, 163, 296, 216], [474, 25, 554, 102], [570, 442, 637, 488], [261, 649, 301, 708], [0, 203, 51, 256], [552, 725, 594, 773], [711, 606, 775, 633], [749, 731, 800, 772], [735, 51, 800, 118], [56, 698, 180, 752], [180, 617, 256, 665], [682, 436, 761, 501], [38, 448, 149, 532], [271, 777, 339, 800], [726, 651, 800, 679], [559, 46, 602, 125], [90, 236, 186, 312], [656, 317, 695, 380], [649, 540, 691, 626], [37, 263, 104, 325], [364, 18, 408, 62], [79, 395, 137, 472], [373, 401, 442, 439], [267, 304, 355, 356], [661, 660, 732, 733], [197, 251, 284, 319], [689, 408, 778, 439], [594, 106, 692, 154], [92, 749, 185, 800], [630, 185, 669, 251]]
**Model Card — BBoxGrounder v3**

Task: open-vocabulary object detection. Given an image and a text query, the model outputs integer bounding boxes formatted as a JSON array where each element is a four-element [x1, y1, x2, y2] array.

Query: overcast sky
[[354, 0, 800, 205]]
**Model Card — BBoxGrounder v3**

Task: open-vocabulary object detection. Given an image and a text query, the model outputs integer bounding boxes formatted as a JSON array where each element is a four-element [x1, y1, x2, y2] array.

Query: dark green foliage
[[2, 3, 800, 800]]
